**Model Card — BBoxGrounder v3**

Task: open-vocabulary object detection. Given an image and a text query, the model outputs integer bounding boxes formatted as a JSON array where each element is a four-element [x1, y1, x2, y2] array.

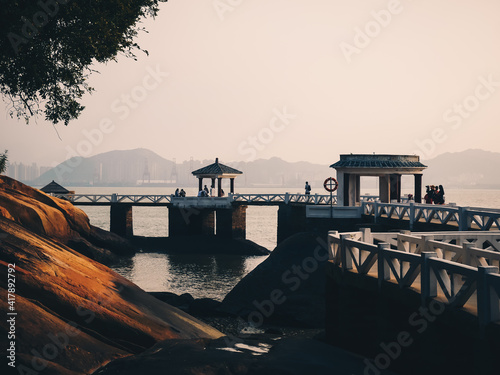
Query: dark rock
[[94, 336, 398, 375], [220, 232, 329, 328], [189, 298, 223, 315]]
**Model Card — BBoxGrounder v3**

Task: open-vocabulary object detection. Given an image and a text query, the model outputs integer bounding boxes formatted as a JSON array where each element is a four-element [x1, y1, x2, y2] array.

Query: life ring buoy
[[323, 177, 338, 192]]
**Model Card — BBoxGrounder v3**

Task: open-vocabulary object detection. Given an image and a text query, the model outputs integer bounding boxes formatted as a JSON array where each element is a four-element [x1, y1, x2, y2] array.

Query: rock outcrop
[[0, 217, 223, 374], [0, 176, 133, 263], [220, 232, 329, 328]]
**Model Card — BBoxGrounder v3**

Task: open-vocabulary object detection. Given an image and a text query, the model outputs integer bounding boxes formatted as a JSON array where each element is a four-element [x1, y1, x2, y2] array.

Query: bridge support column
[[110, 204, 133, 238], [216, 205, 247, 239], [169, 207, 215, 236], [277, 205, 307, 244]]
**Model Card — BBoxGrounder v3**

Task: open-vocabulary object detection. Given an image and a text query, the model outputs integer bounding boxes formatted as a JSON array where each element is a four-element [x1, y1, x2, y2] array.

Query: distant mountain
[[34, 150, 333, 188], [36, 148, 175, 186], [423, 149, 500, 188]]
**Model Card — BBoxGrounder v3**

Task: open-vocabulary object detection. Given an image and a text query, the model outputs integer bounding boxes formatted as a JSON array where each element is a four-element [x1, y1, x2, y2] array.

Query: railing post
[[285, 192, 290, 204], [458, 206, 470, 231], [340, 234, 353, 271], [111, 193, 117, 203], [314, 193, 319, 205], [477, 266, 500, 332], [421, 252, 438, 305], [377, 243, 391, 289], [462, 243, 474, 266], [327, 231, 339, 261], [361, 227, 372, 244], [409, 202, 415, 231], [373, 201, 379, 224]]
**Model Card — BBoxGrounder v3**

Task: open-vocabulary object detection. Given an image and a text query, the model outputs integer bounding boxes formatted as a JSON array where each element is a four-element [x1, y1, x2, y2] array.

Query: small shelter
[[330, 154, 427, 206], [192, 158, 242, 197], [40, 180, 70, 194]]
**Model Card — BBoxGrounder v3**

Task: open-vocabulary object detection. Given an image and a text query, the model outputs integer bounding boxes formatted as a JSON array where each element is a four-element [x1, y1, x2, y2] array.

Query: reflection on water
[[112, 252, 266, 301]]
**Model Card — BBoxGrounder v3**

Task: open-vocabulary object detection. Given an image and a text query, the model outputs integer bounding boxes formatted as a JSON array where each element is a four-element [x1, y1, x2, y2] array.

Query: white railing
[[53, 193, 347, 206], [328, 229, 500, 328], [363, 201, 500, 231]]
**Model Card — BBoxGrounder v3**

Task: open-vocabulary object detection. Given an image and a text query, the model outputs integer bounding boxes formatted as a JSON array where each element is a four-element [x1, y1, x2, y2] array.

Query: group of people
[[424, 185, 445, 205], [173, 188, 186, 197], [175, 186, 224, 197]]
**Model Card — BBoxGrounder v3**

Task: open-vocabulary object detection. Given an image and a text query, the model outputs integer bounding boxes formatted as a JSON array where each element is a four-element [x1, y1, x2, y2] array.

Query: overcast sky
[[2, 0, 500, 167]]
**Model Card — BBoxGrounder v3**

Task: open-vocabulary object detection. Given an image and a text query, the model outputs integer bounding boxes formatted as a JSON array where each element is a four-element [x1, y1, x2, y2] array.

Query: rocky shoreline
[[0, 176, 396, 374]]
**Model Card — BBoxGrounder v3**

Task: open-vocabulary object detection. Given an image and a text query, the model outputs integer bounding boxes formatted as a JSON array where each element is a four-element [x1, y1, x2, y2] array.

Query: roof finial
[[215, 157, 219, 163]]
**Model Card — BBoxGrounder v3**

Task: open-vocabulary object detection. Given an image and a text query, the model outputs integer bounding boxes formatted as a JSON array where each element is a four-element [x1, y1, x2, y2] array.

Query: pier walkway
[[327, 229, 500, 329]]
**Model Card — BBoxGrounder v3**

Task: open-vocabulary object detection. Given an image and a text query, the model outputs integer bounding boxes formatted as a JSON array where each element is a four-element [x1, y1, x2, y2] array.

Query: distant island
[[6, 148, 500, 189]]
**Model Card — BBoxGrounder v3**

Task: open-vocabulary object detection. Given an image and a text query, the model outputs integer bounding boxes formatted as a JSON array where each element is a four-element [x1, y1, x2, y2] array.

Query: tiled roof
[[330, 154, 427, 169], [330, 160, 427, 168], [192, 158, 242, 176], [40, 180, 70, 194]]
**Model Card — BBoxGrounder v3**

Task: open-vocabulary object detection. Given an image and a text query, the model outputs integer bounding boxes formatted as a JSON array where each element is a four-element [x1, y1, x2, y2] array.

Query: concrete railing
[[363, 201, 500, 231], [327, 229, 500, 329]]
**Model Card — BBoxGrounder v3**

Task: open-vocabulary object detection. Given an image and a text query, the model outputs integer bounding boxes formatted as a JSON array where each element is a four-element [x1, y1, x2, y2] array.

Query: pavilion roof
[[40, 180, 70, 194], [330, 154, 427, 170], [192, 158, 243, 177]]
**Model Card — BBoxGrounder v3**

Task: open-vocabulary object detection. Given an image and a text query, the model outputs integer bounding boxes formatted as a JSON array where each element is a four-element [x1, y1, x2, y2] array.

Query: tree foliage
[[0, 0, 165, 125], [0, 150, 8, 174]]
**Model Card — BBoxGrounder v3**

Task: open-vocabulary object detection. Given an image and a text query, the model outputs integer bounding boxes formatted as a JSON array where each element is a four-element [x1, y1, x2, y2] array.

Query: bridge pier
[[168, 207, 215, 236], [216, 205, 247, 239], [277, 205, 307, 244], [110, 204, 133, 238]]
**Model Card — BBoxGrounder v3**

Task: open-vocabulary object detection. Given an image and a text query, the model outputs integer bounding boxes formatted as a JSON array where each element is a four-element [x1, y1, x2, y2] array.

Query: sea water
[[77, 187, 500, 300]]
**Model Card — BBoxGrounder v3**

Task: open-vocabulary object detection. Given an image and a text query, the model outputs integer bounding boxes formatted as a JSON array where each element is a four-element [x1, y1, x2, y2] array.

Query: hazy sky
[[3, 0, 500, 167]]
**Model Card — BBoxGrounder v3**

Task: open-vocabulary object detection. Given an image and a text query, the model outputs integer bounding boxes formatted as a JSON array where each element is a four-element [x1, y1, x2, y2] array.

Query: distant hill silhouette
[[33, 148, 500, 189], [423, 149, 500, 188], [35, 150, 332, 188]]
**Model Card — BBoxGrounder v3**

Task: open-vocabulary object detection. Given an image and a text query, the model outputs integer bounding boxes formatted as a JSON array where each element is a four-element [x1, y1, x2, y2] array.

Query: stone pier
[[168, 205, 247, 239], [216, 205, 247, 239], [110, 204, 133, 238]]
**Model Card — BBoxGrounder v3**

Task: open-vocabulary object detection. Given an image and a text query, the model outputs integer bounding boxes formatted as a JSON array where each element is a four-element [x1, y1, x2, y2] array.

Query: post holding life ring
[[323, 177, 338, 192]]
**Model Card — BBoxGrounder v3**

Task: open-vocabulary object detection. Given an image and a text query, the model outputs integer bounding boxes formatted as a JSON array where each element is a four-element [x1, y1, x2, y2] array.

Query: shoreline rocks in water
[[0, 177, 224, 374], [0, 175, 134, 265]]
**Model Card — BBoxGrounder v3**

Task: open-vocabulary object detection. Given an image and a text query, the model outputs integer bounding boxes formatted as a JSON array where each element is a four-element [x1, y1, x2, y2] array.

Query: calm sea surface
[[76, 187, 500, 300]]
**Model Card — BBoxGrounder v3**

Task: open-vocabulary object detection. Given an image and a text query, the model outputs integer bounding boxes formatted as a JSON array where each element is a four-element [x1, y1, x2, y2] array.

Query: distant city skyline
[[3, 1, 500, 166]]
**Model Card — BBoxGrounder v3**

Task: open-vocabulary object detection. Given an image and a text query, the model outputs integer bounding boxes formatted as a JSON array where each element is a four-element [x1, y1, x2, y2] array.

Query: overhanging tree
[[0, 0, 165, 125]]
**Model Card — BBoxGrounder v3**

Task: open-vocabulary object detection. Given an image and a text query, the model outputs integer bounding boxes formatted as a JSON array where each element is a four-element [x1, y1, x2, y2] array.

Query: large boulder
[[0, 217, 223, 375], [220, 232, 330, 328], [0, 176, 134, 262]]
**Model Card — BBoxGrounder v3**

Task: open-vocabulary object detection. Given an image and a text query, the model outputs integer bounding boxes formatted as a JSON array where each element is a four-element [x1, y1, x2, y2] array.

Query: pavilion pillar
[[379, 175, 390, 203], [336, 171, 345, 207], [390, 174, 401, 203], [355, 175, 361, 205], [414, 174, 423, 203], [230, 178, 235, 194], [218, 177, 222, 197], [343, 173, 350, 206], [198, 178, 203, 192]]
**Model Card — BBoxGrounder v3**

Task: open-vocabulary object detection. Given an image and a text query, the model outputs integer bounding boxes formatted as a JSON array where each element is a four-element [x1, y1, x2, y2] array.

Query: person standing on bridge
[[305, 181, 311, 195]]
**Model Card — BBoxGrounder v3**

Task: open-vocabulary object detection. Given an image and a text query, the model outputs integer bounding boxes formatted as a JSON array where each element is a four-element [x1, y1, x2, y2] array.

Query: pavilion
[[192, 158, 242, 197], [40, 180, 70, 194], [330, 154, 427, 206]]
